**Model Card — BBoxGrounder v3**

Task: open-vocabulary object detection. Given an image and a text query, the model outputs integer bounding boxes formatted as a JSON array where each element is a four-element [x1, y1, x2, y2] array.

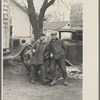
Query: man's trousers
[[30, 64, 46, 82], [50, 58, 67, 79]]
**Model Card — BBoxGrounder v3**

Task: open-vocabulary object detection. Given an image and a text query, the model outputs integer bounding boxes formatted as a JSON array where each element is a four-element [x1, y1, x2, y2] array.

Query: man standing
[[30, 33, 49, 85], [49, 32, 68, 86]]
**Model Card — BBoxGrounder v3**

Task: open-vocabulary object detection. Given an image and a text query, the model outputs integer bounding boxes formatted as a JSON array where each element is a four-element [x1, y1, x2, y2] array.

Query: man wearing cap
[[49, 32, 68, 86], [30, 33, 49, 85]]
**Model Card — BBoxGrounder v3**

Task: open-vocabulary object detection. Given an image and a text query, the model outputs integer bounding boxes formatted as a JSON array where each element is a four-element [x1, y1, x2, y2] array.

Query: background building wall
[[3, 0, 10, 49], [9, 0, 33, 44]]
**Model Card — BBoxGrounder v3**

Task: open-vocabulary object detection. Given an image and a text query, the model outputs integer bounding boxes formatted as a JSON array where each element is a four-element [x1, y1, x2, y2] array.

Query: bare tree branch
[[60, 0, 71, 10], [27, 0, 37, 18], [27, 0, 37, 29], [47, 0, 56, 7], [22, 0, 28, 11], [38, 0, 56, 27], [26, 0, 56, 40], [69, 0, 73, 5], [40, 0, 56, 11]]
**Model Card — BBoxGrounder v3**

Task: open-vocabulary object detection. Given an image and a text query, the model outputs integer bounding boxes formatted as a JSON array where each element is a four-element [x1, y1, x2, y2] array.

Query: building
[[3, 0, 10, 51], [3, 0, 33, 52], [9, 0, 33, 43]]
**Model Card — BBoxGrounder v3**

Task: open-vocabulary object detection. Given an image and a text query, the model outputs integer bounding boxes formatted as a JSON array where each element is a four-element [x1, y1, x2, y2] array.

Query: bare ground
[[3, 60, 82, 100]]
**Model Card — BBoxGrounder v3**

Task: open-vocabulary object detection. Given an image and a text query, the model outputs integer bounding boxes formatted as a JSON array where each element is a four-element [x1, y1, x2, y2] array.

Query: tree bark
[[27, 0, 56, 40]]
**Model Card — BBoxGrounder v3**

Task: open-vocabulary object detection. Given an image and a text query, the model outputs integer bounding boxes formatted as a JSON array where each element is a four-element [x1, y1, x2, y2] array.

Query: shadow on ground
[[3, 60, 82, 100]]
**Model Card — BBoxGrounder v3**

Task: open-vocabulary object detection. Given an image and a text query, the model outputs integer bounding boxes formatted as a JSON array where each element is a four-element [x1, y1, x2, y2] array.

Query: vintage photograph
[[3, 0, 83, 100]]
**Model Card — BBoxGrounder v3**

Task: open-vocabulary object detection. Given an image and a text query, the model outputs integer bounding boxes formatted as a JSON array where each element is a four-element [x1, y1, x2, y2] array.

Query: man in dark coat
[[49, 32, 68, 86], [30, 33, 49, 85]]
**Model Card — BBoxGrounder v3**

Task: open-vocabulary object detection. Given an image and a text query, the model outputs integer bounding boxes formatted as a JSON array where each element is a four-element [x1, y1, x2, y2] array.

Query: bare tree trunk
[[27, 0, 56, 41]]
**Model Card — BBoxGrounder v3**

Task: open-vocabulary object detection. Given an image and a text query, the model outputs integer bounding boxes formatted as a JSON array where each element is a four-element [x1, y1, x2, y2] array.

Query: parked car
[[58, 27, 83, 65]]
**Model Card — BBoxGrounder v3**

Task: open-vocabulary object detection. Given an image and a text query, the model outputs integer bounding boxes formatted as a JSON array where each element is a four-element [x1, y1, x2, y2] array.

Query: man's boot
[[63, 78, 68, 86], [30, 65, 36, 84], [41, 81, 47, 85], [49, 78, 58, 86], [40, 65, 46, 85]]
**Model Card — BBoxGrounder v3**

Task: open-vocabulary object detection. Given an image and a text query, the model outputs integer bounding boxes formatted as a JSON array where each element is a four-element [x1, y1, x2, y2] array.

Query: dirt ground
[[3, 60, 82, 100]]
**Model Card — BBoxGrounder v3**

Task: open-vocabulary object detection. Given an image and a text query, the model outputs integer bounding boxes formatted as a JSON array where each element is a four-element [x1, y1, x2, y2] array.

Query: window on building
[[13, 40, 20, 48], [10, 26, 13, 37]]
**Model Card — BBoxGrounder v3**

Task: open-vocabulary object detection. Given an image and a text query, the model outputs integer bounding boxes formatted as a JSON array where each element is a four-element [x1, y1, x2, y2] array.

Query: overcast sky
[[17, 0, 82, 21]]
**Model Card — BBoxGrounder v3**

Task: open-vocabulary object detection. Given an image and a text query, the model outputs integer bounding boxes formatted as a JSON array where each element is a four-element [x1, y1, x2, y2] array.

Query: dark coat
[[49, 38, 66, 59], [30, 38, 49, 65]]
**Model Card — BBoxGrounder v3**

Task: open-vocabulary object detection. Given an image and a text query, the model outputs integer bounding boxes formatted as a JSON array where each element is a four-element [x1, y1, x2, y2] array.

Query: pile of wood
[[67, 66, 82, 79]]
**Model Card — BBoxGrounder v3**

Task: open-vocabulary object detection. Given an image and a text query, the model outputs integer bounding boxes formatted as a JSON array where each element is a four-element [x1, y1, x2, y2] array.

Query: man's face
[[39, 36, 44, 41], [51, 34, 57, 39]]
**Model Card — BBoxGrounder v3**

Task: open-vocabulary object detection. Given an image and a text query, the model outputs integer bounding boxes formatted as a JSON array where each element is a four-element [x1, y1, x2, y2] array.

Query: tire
[[21, 46, 32, 72]]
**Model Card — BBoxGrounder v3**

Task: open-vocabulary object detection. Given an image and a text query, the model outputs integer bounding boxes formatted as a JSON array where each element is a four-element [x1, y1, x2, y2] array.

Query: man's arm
[[31, 41, 36, 53], [43, 43, 50, 59], [48, 41, 54, 58]]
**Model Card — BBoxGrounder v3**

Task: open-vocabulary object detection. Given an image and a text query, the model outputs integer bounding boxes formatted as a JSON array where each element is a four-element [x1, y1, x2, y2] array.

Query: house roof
[[11, 0, 27, 12], [11, 0, 39, 16], [43, 21, 70, 30], [58, 27, 83, 32]]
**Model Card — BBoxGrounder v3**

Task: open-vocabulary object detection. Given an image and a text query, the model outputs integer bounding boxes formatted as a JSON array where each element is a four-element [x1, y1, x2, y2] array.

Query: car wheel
[[21, 46, 31, 72]]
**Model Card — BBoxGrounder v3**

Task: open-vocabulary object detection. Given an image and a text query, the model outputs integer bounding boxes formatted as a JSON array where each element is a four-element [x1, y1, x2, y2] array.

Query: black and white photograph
[[3, 0, 83, 100]]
